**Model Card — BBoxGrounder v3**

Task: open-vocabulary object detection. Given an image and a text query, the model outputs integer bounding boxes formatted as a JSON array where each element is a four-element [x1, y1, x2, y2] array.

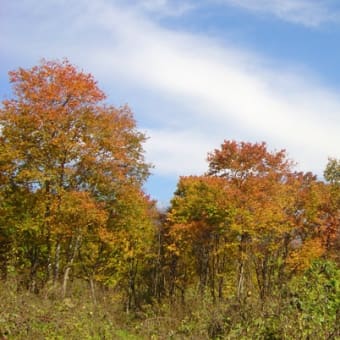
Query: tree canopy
[[0, 60, 339, 339], [0, 60, 155, 305]]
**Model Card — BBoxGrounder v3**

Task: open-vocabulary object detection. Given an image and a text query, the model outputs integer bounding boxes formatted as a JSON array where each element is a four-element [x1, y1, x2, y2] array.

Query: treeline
[[0, 60, 339, 339]]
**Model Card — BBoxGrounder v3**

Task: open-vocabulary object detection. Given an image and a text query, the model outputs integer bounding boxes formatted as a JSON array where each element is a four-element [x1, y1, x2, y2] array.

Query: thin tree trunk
[[44, 180, 53, 284], [29, 246, 39, 293], [53, 240, 61, 286], [62, 235, 81, 298], [237, 260, 244, 299], [89, 278, 97, 305], [237, 234, 247, 300]]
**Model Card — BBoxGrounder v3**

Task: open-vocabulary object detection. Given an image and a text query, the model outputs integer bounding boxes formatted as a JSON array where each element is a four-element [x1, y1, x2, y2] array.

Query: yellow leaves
[[1, 59, 156, 294], [166, 243, 180, 256], [165, 139, 338, 301], [169, 176, 231, 227], [20, 217, 41, 233], [98, 226, 117, 246], [230, 222, 243, 234], [55, 191, 107, 233], [287, 237, 325, 272]]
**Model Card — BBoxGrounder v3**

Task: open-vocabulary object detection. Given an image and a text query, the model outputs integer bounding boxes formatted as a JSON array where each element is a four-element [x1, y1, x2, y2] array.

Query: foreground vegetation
[[0, 60, 339, 339], [1, 259, 339, 339]]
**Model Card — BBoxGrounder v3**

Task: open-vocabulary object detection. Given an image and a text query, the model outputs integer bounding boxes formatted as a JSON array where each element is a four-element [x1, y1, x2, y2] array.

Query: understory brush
[[1, 260, 339, 339]]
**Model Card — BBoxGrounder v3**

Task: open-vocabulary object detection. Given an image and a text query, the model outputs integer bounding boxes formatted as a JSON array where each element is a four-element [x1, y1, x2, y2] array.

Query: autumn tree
[[167, 140, 334, 303], [205, 141, 296, 299], [0, 59, 153, 296], [166, 176, 237, 300]]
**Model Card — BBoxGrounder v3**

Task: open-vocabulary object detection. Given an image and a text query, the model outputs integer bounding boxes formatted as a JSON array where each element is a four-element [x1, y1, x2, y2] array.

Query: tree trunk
[[53, 240, 61, 285], [62, 235, 81, 298], [89, 278, 97, 305]]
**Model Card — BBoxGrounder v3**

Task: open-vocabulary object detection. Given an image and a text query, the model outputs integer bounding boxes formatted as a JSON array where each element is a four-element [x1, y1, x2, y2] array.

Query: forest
[[0, 60, 339, 339]]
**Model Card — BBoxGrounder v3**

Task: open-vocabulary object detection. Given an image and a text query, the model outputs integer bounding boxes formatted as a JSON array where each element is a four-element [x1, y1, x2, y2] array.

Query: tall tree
[[207, 141, 295, 299], [0, 59, 152, 293], [166, 140, 333, 303], [167, 176, 236, 299]]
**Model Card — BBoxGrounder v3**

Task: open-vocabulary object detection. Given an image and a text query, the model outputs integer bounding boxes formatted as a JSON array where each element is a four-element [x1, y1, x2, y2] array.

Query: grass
[[1, 268, 339, 339]]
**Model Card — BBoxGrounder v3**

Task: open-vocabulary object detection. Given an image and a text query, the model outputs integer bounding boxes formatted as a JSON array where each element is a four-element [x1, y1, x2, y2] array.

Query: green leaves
[[286, 260, 340, 338]]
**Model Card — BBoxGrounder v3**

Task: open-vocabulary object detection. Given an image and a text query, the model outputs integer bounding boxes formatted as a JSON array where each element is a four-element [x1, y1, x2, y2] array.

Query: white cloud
[[218, 0, 337, 26], [1, 0, 339, 181], [133, 0, 195, 17], [144, 129, 216, 176]]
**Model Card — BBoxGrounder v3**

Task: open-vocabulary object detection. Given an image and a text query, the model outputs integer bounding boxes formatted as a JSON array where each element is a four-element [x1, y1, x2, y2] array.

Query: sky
[[1, 0, 340, 207]]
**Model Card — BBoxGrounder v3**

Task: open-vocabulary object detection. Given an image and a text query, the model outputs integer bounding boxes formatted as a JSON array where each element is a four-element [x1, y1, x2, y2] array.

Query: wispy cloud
[[1, 0, 339, 181], [131, 0, 195, 17], [144, 129, 218, 176], [218, 0, 338, 27]]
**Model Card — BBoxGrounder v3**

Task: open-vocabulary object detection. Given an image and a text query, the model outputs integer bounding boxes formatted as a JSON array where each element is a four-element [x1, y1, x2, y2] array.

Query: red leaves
[[8, 59, 105, 108], [207, 140, 292, 182]]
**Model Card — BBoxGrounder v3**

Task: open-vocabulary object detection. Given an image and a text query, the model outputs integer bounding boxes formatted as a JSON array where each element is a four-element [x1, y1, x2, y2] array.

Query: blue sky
[[1, 0, 340, 207]]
